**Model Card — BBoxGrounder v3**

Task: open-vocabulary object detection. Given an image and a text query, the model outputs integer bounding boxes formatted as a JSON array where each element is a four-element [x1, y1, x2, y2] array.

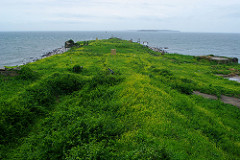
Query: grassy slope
[[1, 38, 240, 159]]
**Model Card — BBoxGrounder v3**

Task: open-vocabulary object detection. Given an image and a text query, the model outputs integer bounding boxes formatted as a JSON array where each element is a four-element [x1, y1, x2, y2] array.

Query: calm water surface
[[0, 31, 239, 67]]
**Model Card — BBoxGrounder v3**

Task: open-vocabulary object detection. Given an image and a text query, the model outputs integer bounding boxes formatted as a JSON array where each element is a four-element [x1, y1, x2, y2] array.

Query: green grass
[[1, 38, 240, 159]]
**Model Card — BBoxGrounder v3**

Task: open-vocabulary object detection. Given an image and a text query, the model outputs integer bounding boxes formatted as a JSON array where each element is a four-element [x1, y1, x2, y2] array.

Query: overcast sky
[[0, 0, 240, 33]]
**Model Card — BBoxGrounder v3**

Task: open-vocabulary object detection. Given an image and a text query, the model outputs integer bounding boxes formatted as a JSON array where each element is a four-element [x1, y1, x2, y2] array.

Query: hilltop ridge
[[0, 38, 240, 159]]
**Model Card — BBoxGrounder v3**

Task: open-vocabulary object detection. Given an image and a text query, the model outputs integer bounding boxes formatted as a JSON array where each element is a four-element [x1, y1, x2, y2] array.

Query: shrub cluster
[[151, 68, 194, 94], [71, 65, 83, 73], [0, 73, 86, 144], [17, 66, 38, 80]]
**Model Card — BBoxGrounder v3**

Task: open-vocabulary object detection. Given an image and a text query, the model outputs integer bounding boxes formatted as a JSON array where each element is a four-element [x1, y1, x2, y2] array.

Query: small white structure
[[143, 41, 148, 46]]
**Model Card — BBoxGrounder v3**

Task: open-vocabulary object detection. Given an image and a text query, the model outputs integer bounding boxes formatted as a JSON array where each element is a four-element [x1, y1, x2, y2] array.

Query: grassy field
[[0, 38, 240, 159]]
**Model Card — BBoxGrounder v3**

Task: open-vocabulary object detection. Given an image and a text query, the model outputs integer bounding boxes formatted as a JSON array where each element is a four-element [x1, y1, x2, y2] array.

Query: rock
[[0, 67, 22, 77], [148, 47, 166, 55], [65, 39, 75, 48], [41, 47, 67, 58], [196, 55, 238, 64], [232, 57, 238, 63], [0, 71, 19, 77], [12, 67, 21, 71]]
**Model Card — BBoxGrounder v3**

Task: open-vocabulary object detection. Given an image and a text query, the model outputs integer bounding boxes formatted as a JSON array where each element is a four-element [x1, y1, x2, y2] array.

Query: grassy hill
[[1, 38, 240, 159]]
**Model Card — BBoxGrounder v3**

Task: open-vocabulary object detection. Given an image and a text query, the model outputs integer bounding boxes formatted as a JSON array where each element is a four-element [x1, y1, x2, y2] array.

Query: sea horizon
[[1, 30, 240, 34], [1, 31, 240, 67]]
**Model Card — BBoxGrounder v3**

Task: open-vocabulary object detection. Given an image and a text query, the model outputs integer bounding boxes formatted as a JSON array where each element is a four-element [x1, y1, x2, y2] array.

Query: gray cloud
[[0, 0, 239, 32]]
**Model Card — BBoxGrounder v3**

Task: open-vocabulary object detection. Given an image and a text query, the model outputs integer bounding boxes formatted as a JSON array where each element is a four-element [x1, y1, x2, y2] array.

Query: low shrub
[[17, 66, 38, 80], [72, 65, 83, 73], [24, 85, 54, 107], [45, 73, 85, 95], [89, 73, 123, 89], [172, 83, 193, 95], [152, 68, 173, 77], [0, 103, 32, 144], [22, 73, 85, 108], [180, 78, 194, 84], [0, 73, 86, 144]]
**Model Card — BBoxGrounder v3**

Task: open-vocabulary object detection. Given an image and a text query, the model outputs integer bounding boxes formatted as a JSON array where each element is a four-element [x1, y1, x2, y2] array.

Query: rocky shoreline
[[1, 39, 76, 69], [26, 46, 69, 65], [0, 46, 69, 70], [41, 47, 69, 58], [0, 47, 70, 76], [148, 46, 168, 55]]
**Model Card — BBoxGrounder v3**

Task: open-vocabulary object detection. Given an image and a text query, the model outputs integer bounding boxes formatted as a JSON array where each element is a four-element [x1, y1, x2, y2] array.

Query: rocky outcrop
[[65, 39, 75, 48], [232, 57, 238, 63], [196, 55, 238, 64], [148, 46, 167, 55], [0, 67, 20, 77]]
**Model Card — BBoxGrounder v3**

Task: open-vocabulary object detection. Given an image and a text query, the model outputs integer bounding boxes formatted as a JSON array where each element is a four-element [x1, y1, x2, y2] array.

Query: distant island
[[138, 29, 180, 33]]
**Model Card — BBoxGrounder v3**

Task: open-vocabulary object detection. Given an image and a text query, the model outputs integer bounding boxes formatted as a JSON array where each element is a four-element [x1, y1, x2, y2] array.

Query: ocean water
[[0, 31, 240, 67]]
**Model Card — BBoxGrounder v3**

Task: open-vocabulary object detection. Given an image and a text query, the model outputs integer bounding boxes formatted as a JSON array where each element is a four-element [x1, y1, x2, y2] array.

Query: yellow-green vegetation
[[1, 38, 240, 159]]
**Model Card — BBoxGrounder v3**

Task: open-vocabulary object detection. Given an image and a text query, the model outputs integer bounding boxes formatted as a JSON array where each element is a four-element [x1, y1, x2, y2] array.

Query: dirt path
[[221, 95, 240, 108], [193, 91, 240, 109]]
